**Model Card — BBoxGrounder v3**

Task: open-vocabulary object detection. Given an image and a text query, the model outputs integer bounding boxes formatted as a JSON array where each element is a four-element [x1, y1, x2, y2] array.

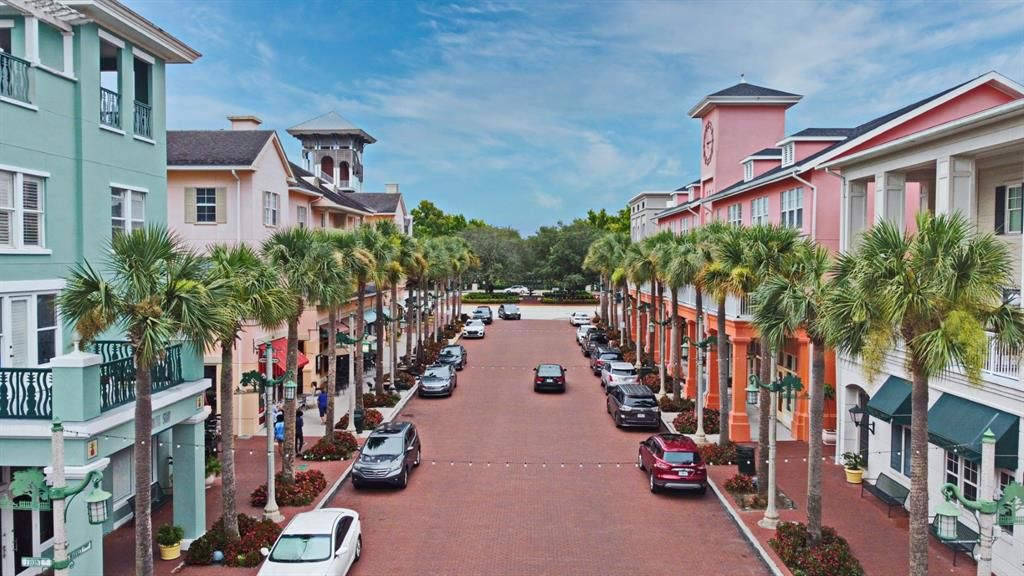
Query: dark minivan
[[607, 384, 661, 428], [351, 422, 421, 489]]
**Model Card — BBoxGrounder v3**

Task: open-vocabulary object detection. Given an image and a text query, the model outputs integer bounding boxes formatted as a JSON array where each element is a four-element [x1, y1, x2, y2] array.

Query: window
[[781, 143, 795, 166], [727, 203, 742, 226], [0, 292, 60, 367], [780, 188, 803, 229], [36, 294, 56, 365], [99, 36, 122, 128], [945, 451, 979, 502], [890, 425, 912, 477], [0, 170, 46, 249], [111, 187, 145, 237], [681, 216, 690, 233], [999, 470, 1016, 534], [263, 191, 280, 227], [196, 188, 217, 223], [744, 161, 754, 182], [751, 196, 768, 225], [297, 205, 308, 228], [320, 211, 327, 228], [1006, 185, 1022, 233], [0, 24, 12, 54]]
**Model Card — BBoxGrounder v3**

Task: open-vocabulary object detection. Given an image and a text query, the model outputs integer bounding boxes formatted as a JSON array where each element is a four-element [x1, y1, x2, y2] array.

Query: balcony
[[0, 51, 31, 104], [0, 368, 53, 418], [100, 87, 120, 128], [316, 167, 335, 186], [134, 100, 152, 139], [892, 333, 1020, 383]]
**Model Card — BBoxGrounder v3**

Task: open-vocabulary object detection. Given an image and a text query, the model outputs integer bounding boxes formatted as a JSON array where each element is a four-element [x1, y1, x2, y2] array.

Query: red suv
[[636, 434, 707, 494]]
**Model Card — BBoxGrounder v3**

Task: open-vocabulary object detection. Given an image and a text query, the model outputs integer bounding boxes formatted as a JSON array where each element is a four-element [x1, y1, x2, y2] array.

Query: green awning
[[866, 375, 912, 426], [927, 394, 1020, 470]]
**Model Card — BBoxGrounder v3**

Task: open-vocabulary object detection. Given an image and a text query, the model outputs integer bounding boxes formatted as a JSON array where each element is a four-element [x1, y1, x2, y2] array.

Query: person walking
[[274, 412, 285, 455], [317, 387, 329, 424], [295, 407, 305, 453]]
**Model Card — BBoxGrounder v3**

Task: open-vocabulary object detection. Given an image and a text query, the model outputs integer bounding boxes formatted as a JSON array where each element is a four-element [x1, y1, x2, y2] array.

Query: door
[[333, 516, 356, 572], [2, 298, 29, 368]]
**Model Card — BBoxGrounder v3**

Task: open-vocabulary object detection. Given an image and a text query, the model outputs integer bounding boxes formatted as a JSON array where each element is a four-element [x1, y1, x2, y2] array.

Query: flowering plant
[[363, 408, 384, 428], [184, 514, 282, 567], [697, 441, 737, 465], [302, 430, 359, 461], [333, 413, 350, 430], [363, 391, 400, 408], [659, 396, 694, 412], [673, 408, 720, 434], [250, 469, 327, 507], [769, 522, 864, 576], [724, 473, 756, 494]]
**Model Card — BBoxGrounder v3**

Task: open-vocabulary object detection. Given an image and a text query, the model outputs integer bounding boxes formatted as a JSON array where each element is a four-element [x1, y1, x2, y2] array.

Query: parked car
[[437, 344, 467, 370], [533, 363, 567, 392], [582, 331, 609, 357], [637, 434, 708, 494], [589, 345, 622, 375], [575, 324, 596, 345], [607, 384, 660, 429], [462, 319, 486, 338], [601, 361, 639, 391], [569, 311, 591, 326], [418, 363, 457, 397], [351, 422, 421, 489], [502, 285, 530, 296], [498, 303, 521, 319], [473, 306, 494, 324], [258, 508, 361, 575]]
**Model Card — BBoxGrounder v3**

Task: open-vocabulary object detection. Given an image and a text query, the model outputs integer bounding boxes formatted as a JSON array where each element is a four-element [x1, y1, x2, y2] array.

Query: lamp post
[[347, 312, 357, 433], [746, 368, 802, 530], [659, 302, 667, 396], [681, 334, 714, 442], [260, 341, 283, 522]]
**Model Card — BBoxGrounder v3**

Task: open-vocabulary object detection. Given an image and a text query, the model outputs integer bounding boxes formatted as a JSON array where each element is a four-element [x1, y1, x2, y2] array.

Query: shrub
[[697, 441, 737, 465], [622, 350, 637, 364], [769, 522, 864, 576], [185, 514, 282, 567], [462, 293, 519, 303], [184, 534, 215, 565], [673, 408, 720, 434], [659, 396, 694, 412], [250, 469, 327, 507], [156, 523, 184, 546], [641, 373, 661, 394], [364, 408, 383, 428], [395, 371, 416, 390], [362, 391, 400, 408], [724, 473, 756, 494], [333, 413, 350, 430], [302, 430, 358, 461]]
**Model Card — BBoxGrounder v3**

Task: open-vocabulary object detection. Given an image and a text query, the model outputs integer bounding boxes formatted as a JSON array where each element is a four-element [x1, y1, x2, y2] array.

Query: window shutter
[[0, 171, 13, 246], [216, 187, 227, 224], [184, 188, 196, 224], [995, 185, 1006, 235], [21, 177, 41, 247]]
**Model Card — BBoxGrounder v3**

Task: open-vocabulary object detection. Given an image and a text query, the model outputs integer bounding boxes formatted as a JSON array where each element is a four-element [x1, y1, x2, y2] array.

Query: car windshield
[[504, 305, 518, 312], [536, 365, 562, 376], [599, 353, 620, 361], [362, 435, 404, 456], [269, 534, 332, 562], [467, 320, 483, 326], [423, 371, 447, 381], [663, 451, 701, 465], [612, 368, 636, 376], [625, 396, 658, 408], [590, 334, 608, 344], [440, 347, 460, 357]]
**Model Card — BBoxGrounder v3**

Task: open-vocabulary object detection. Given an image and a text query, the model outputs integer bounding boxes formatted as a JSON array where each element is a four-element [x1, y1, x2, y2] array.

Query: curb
[[315, 381, 420, 510], [708, 476, 786, 576]]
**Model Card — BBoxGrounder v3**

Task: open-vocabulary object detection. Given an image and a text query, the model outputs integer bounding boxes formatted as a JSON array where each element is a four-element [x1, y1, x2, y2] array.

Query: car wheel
[[636, 451, 644, 470], [351, 478, 363, 490], [355, 535, 362, 561], [614, 413, 622, 428], [698, 484, 707, 496], [414, 447, 421, 467], [649, 472, 659, 493], [398, 468, 409, 489]]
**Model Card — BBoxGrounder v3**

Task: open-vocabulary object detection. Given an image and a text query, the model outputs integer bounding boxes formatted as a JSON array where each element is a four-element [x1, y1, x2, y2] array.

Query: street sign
[[69, 540, 93, 560], [21, 557, 53, 568]]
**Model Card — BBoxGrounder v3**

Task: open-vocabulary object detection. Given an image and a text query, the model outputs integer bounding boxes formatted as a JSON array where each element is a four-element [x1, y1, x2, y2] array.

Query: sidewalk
[[707, 440, 977, 576]]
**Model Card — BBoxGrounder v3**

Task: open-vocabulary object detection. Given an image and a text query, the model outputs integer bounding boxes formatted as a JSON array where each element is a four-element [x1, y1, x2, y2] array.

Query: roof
[[707, 82, 801, 99], [655, 433, 699, 451], [689, 82, 802, 117], [167, 130, 275, 166], [371, 421, 413, 436], [789, 128, 857, 138], [288, 162, 372, 213], [287, 111, 377, 143], [65, 0, 201, 63], [283, 509, 354, 534], [350, 193, 402, 214], [618, 383, 654, 397], [744, 147, 782, 161]]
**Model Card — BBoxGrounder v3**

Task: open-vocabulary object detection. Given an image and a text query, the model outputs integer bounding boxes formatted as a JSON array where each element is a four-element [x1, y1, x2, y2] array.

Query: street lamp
[[283, 380, 297, 401], [257, 341, 284, 522], [682, 334, 715, 443], [746, 370, 802, 530], [848, 405, 875, 434]]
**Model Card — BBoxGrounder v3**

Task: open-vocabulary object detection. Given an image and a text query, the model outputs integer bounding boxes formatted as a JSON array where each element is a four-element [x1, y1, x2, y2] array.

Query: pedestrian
[[295, 407, 305, 453], [317, 387, 329, 424], [274, 412, 285, 454]]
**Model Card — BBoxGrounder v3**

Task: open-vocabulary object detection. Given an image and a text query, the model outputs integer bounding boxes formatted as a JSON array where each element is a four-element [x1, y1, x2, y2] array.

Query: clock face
[[703, 122, 714, 166]]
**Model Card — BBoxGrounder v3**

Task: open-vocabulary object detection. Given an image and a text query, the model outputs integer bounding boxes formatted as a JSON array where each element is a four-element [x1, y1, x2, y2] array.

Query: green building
[[0, 2, 205, 574]]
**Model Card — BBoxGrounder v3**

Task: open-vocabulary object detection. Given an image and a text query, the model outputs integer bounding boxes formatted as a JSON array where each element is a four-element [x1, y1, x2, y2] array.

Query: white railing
[[983, 333, 1021, 379], [316, 168, 334, 186]]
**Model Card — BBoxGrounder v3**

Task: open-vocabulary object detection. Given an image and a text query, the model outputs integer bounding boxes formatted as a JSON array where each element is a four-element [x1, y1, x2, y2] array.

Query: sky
[[129, 0, 1024, 233]]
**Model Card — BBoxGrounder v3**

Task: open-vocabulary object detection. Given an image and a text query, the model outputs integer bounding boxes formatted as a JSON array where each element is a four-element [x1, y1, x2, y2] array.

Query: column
[[935, 156, 975, 219], [791, 338, 811, 441], [172, 409, 210, 543], [685, 321, 698, 398], [729, 338, 751, 442], [874, 172, 906, 228], [53, 459, 110, 576], [706, 337, 719, 410], [844, 180, 867, 251], [49, 348, 102, 422]]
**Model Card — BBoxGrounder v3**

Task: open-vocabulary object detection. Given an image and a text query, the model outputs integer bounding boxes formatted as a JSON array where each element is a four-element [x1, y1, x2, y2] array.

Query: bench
[[930, 517, 979, 566], [860, 473, 909, 518], [127, 481, 168, 516]]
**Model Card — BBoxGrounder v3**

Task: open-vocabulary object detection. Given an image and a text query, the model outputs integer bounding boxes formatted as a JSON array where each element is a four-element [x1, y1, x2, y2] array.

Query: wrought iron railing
[[91, 340, 134, 362], [98, 343, 184, 412], [0, 368, 53, 419], [100, 87, 120, 128], [0, 52, 30, 103], [133, 100, 152, 139]]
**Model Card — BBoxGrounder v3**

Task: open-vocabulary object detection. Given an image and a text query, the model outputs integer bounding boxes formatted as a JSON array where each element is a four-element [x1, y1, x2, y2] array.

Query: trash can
[[736, 445, 756, 477], [354, 406, 365, 433]]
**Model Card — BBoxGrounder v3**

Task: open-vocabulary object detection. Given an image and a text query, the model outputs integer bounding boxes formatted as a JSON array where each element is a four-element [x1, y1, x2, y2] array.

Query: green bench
[[930, 516, 979, 566], [860, 473, 909, 518]]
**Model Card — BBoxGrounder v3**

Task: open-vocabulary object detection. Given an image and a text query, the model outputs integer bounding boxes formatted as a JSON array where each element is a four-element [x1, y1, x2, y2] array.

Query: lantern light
[[283, 380, 297, 401], [932, 499, 961, 541], [85, 483, 112, 525]]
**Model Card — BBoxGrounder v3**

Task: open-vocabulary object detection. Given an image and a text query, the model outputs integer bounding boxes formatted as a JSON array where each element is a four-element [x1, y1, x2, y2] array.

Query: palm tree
[[263, 227, 335, 481], [821, 212, 1024, 576], [58, 226, 227, 575], [400, 239, 428, 363], [623, 241, 655, 368], [645, 231, 676, 394], [752, 238, 830, 544], [587, 233, 630, 343], [744, 223, 801, 497], [657, 234, 699, 403], [206, 244, 292, 541], [360, 223, 398, 394]]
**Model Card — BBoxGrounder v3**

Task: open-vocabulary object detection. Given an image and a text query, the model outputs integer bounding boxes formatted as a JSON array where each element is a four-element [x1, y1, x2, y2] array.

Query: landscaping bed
[[769, 522, 864, 576], [250, 469, 327, 507], [184, 514, 282, 568]]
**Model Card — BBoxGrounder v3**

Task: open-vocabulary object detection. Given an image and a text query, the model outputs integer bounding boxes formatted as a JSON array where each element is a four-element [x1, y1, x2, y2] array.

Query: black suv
[[473, 306, 494, 324], [582, 331, 609, 357], [351, 421, 422, 489], [498, 303, 521, 320], [607, 384, 661, 429]]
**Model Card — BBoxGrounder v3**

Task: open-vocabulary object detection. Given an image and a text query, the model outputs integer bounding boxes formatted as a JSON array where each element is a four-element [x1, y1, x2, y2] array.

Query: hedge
[[462, 293, 521, 303]]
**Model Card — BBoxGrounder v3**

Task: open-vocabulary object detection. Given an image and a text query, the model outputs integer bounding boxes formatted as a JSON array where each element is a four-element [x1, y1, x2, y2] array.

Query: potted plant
[[157, 523, 185, 560], [821, 384, 837, 445], [205, 454, 221, 488], [841, 451, 866, 484]]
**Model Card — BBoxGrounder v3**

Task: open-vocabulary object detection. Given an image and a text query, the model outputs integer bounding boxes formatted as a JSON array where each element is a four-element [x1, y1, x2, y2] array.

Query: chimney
[[227, 115, 263, 131], [385, 183, 400, 194]]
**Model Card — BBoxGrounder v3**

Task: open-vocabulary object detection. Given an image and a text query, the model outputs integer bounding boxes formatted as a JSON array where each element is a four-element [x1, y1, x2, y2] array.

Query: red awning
[[257, 338, 309, 379]]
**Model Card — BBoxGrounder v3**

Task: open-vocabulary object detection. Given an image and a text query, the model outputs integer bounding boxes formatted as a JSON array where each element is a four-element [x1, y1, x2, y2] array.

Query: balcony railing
[[134, 100, 152, 139], [316, 168, 335, 186], [100, 87, 120, 128], [0, 51, 31, 104], [0, 368, 53, 418], [983, 333, 1021, 379], [96, 342, 184, 412]]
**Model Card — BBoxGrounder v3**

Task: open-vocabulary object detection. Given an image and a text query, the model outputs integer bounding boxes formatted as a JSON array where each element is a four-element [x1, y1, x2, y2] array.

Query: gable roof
[[708, 82, 800, 99], [350, 193, 402, 214], [286, 112, 377, 143], [288, 162, 372, 213], [167, 130, 276, 166], [789, 128, 856, 138]]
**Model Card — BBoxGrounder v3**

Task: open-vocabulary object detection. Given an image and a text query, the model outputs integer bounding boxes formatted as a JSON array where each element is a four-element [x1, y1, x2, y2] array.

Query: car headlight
[[389, 460, 404, 471], [620, 405, 633, 411]]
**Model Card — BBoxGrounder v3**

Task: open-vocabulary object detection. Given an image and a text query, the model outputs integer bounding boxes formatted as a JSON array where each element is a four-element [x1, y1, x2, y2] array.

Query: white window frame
[[0, 290, 61, 367], [751, 196, 768, 225], [781, 143, 795, 167], [681, 216, 690, 233], [111, 186, 146, 238], [263, 191, 280, 227], [890, 424, 912, 477], [727, 203, 742, 226], [744, 161, 754, 182], [296, 205, 308, 228], [0, 168, 48, 252], [780, 188, 804, 230], [945, 451, 979, 502], [195, 187, 217, 224], [1006, 184, 1022, 234]]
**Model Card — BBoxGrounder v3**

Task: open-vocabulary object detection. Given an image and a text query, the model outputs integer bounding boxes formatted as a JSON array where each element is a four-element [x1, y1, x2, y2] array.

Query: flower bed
[[301, 430, 358, 461], [673, 408, 720, 434], [363, 408, 383, 428], [659, 396, 694, 412], [333, 413, 350, 430], [363, 391, 401, 408], [697, 441, 736, 465], [250, 469, 327, 507], [395, 371, 416, 390], [640, 373, 662, 394], [185, 514, 282, 567], [724, 473, 756, 494], [769, 522, 865, 576]]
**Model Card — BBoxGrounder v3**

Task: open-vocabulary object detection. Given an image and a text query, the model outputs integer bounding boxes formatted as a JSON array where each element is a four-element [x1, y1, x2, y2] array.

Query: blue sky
[[130, 0, 1024, 233]]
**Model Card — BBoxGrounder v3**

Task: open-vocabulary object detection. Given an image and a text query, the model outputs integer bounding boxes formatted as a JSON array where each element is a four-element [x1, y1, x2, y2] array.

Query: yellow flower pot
[[844, 468, 864, 484], [159, 543, 181, 561]]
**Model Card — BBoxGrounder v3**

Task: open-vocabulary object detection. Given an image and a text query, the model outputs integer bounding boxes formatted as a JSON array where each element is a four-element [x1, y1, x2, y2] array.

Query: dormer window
[[744, 161, 754, 182], [781, 143, 795, 167]]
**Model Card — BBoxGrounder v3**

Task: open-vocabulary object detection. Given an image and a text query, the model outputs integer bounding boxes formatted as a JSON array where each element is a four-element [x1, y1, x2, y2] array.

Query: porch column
[[935, 156, 975, 219], [685, 321, 698, 399], [791, 338, 811, 441], [172, 408, 210, 544], [874, 172, 906, 229], [706, 337, 719, 410], [729, 337, 751, 442], [844, 180, 868, 251], [50, 459, 109, 576]]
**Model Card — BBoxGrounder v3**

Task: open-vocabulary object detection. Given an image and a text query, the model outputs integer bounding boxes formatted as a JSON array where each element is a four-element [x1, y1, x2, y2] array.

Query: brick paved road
[[330, 318, 768, 576]]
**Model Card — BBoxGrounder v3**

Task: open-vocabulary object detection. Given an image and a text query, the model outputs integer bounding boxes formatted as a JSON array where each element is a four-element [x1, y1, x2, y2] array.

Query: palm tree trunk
[[671, 289, 682, 403], [807, 337, 826, 544], [909, 363, 930, 576], [134, 354, 154, 576], [757, 344, 771, 499], [405, 282, 414, 363], [636, 286, 644, 367], [283, 313, 299, 481], [219, 340, 240, 541], [391, 284, 399, 388], [717, 299, 730, 446], [657, 282, 666, 395], [620, 283, 630, 347], [326, 309, 337, 430], [375, 291, 385, 394], [356, 284, 366, 407]]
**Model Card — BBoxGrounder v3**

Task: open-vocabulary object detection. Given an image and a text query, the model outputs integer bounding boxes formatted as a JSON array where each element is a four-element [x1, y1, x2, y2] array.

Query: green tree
[[586, 207, 630, 234], [459, 225, 524, 290], [656, 234, 699, 403], [359, 223, 398, 394], [411, 200, 468, 238], [58, 227, 227, 575]]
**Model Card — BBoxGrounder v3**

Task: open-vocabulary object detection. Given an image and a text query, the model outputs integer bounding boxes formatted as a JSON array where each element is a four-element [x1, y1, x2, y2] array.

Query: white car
[[258, 508, 361, 576], [569, 311, 592, 326], [503, 285, 530, 296], [462, 319, 486, 338], [601, 361, 639, 391], [575, 324, 596, 344]]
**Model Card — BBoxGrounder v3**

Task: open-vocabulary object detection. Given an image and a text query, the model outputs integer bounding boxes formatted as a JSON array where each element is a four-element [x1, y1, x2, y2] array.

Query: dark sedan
[[533, 363, 567, 393], [437, 344, 467, 370], [418, 364, 457, 397], [498, 303, 521, 320]]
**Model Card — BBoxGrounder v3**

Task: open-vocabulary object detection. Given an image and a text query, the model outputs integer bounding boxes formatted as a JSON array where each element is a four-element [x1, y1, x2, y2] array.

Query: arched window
[[320, 156, 334, 179], [339, 162, 350, 182]]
